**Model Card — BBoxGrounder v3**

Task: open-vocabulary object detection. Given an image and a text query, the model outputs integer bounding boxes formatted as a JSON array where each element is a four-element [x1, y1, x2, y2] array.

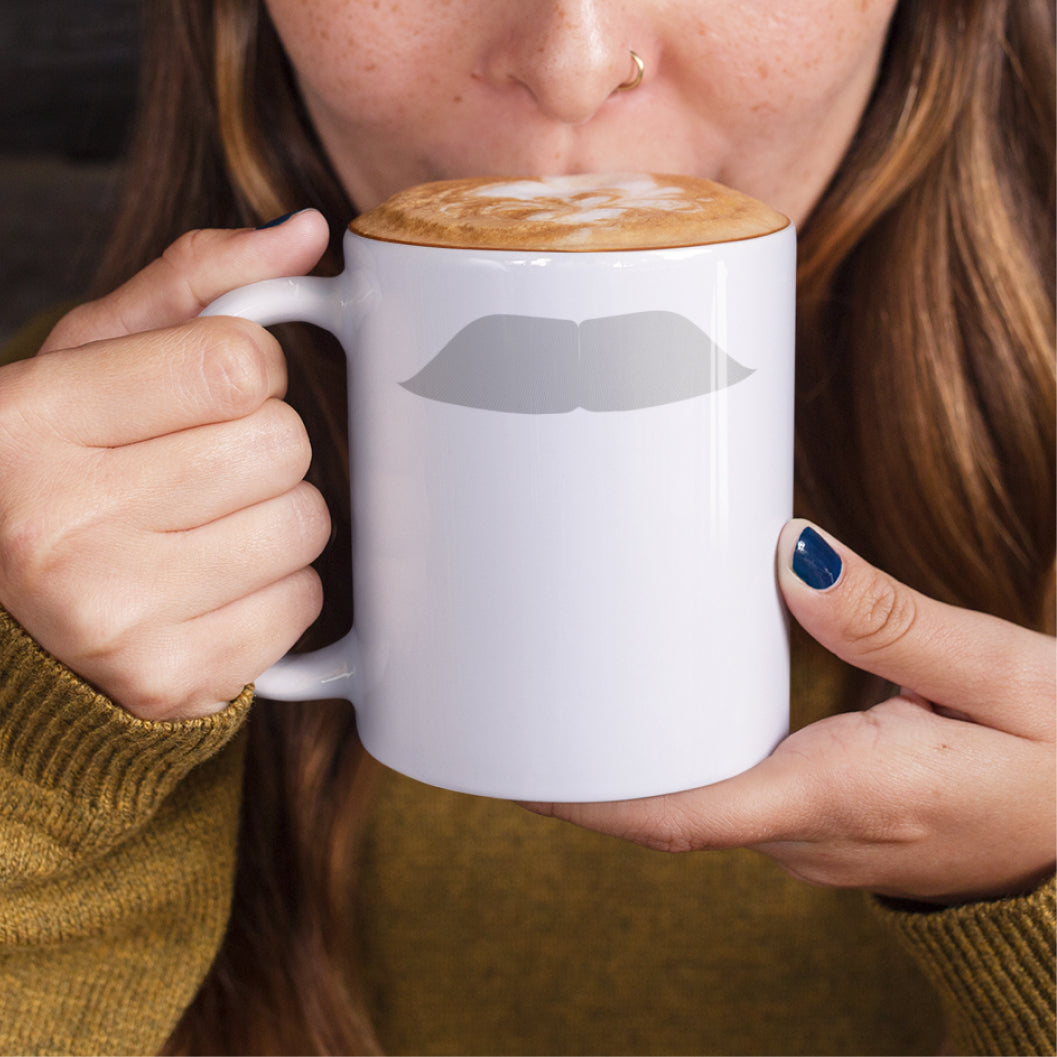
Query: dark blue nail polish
[[256, 211, 299, 230], [792, 525, 843, 590]]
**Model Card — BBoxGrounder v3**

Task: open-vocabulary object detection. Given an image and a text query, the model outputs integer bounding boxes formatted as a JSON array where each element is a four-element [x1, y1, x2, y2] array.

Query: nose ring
[[615, 50, 645, 92]]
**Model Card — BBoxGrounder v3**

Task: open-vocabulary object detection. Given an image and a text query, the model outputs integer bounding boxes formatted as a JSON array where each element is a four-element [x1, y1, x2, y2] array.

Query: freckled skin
[[263, 0, 898, 226]]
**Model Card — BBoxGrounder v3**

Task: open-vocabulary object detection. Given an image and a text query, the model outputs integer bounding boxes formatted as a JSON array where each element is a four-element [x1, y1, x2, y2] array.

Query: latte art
[[351, 173, 788, 251], [460, 174, 724, 227]]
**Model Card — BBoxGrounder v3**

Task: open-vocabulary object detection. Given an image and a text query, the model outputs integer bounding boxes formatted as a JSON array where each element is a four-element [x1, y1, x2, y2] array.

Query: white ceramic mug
[[203, 191, 795, 801]]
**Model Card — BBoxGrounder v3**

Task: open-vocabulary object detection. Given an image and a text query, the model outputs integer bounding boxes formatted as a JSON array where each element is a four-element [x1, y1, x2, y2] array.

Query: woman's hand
[[0, 211, 333, 721], [529, 519, 1056, 904]]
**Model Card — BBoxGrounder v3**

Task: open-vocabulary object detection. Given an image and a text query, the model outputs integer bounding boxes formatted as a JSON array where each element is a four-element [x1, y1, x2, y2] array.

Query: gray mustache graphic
[[400, 311, 754, 414]]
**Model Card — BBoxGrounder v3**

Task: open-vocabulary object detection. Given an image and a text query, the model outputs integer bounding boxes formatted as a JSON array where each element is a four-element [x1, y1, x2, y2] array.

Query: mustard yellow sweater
[[1, 608, 1055, 1056], [1, 323, 1055, 1056]]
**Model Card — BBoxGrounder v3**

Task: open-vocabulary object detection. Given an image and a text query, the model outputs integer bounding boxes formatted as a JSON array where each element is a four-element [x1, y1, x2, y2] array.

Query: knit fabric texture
[[1, 319, 1054, 1056]]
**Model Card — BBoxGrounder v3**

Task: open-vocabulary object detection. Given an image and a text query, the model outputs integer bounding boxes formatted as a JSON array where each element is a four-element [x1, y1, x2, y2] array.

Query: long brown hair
[[796, 0, 1055, 630], [94, 1, 1055, 1052]]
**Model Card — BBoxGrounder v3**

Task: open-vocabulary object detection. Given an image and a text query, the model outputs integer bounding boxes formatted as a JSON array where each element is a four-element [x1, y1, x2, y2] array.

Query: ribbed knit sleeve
[[876, 880, 1056, 1056], [0, 608, 252, 1056]]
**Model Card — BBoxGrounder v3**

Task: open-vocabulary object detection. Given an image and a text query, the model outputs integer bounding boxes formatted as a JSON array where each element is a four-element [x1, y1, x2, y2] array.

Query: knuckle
[[142, 651, 197, 712], [138, 636, 250, 720], [991, 632, 1057, 735], [0, 354, 90, 451], [258, 569, 325, 667], [258, 399, 312, 476], [113, 669, 184, 721], [161, 228, 251, 318], [190, 317, 278, 419], [289, 482, 332, 552], [55, 592, 134, 667], [103, 632, 229, 721], [0, 502, 79, 602], [844, 570, 920, 656], [78, 580, 148, 652], [0, 380, 37, 458], [0, 513, 49, 594], [294, 566, 326, 625], [161, 227, 212, 278]]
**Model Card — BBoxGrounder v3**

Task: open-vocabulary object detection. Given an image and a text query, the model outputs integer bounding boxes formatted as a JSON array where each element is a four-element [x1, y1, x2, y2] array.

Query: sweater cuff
[[875, 879, 1056, 1056], [0, 608, 252, 852]]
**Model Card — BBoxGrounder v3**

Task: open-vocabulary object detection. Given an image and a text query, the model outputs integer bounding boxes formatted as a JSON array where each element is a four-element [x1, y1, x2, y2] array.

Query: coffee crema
[[350, 173, 789, 252]]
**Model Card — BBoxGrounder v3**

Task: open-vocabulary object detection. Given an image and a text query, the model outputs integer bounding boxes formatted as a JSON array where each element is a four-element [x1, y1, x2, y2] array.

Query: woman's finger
[[38, 210, 330, 351], [3, 316, 287, 450], [777, 519, 1055, 741], [526, 739, 820, 855], [95, 398, 313, 532], [78, 566, 326, 722], [161, 481, 332, 620]]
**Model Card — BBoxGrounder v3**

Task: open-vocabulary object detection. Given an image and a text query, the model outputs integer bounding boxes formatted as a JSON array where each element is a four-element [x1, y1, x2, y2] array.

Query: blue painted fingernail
[[792, 525, 843, 589], [256, 211, 300, 230]]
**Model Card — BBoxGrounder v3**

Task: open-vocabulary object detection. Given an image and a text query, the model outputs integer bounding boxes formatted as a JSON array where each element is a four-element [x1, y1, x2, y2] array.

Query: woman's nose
[[479, 1, 646, 126]]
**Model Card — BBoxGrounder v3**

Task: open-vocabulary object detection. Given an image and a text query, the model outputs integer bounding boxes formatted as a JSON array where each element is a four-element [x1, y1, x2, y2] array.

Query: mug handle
[[201, 275, 363, 704]]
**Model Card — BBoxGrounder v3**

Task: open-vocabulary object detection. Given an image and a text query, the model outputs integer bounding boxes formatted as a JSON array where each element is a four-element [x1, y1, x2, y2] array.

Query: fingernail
[[791, 525, 843, 590], [256, 210, 303, 230]]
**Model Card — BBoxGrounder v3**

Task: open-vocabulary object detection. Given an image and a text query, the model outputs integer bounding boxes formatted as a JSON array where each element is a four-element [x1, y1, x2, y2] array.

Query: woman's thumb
[[40, 209, 330, 353], [776, 518, 1051, 738]]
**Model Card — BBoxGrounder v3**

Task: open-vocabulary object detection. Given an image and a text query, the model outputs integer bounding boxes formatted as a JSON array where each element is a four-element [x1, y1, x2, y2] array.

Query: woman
[[0, 1, 1053, 1054]]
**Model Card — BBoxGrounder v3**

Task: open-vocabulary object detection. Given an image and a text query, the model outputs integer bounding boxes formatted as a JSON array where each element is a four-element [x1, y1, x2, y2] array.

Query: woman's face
[[265, 0, 899, 226]]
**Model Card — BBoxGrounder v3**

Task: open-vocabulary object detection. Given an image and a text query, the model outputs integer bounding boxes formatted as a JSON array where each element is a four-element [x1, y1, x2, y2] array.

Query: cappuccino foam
[[350, 173, 788, 251]]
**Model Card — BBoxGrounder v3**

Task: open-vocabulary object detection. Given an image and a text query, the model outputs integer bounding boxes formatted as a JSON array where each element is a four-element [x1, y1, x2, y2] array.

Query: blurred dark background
[[0, 0, 140, 345]]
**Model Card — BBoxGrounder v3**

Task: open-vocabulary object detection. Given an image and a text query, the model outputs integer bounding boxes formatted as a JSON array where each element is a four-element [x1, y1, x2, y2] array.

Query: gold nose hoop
[[615, 50, 645, 92]]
